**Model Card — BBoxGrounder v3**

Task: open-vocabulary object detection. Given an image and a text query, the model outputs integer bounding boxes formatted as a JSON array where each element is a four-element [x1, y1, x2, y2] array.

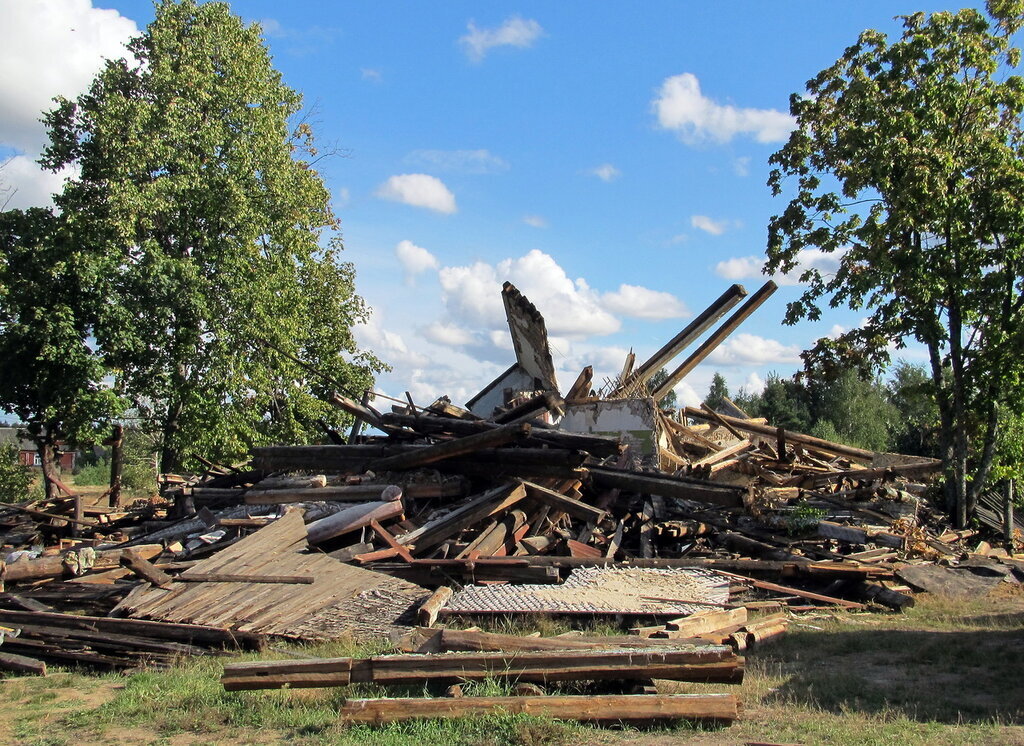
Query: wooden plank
[[716, 570, 865, 609], [662, 608, 749, 637], [338, 693, 740, 725], [371, 423, 532, 471], [222, 647, 742, 690], [306, 500, 404, 545], [683, 406, 876, 463], [396, 482, 527, 552], [0, 651, 47, 675], [522, 481, 606, 523], [174, 574, 315, 584]]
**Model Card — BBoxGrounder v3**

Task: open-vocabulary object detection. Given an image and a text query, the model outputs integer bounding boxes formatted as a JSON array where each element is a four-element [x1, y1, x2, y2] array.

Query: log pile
[[2, 279, 1021, 730]]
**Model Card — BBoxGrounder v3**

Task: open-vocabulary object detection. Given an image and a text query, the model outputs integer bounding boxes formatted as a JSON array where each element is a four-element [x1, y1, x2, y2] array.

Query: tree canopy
[[766, 4, 1024, 525], [0, 207, 122, 496], [38, 0, 382, 472]]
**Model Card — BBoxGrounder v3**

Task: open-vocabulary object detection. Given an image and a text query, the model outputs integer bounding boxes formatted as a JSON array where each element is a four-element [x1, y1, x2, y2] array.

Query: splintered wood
[[113, 511, 426, 639]]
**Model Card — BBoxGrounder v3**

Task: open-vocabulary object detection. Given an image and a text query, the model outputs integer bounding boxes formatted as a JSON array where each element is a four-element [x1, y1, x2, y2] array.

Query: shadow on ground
[[760, 607, 1024, 725]]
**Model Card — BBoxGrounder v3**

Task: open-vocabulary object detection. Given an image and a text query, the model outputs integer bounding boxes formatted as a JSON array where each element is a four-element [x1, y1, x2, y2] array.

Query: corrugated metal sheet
[[445, 566, 729, 616]]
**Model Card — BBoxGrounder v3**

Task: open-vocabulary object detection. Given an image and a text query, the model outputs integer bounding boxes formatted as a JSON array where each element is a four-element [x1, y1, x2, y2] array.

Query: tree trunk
[[35, 438, 58, 503], [109, 424, 124, 507], [160, 400, 183, 477]]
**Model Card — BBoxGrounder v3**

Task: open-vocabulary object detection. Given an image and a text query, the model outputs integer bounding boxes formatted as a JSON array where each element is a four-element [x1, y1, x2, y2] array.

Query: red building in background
[[0, 427, 77, 471]]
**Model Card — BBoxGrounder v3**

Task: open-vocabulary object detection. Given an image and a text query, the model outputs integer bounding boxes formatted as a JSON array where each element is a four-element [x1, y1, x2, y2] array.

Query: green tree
[[887, 361, 940, 457], [766, 5, 1024, 526], [705, 372, 730, 412], [806, 368, 896, 452], [0, 208, 122, 498], [40, 0, 383, 472], [750, 372, 812, 432], [646, 368, 677, 411]]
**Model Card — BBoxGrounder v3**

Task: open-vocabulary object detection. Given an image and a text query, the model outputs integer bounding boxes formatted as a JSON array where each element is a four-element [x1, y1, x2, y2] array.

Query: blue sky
[[1, 1, 967, 408]]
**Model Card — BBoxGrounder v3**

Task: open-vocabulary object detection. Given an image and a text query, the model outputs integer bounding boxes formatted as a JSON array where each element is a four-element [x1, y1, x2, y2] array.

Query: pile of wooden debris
[[1, 280, 1021, 726]]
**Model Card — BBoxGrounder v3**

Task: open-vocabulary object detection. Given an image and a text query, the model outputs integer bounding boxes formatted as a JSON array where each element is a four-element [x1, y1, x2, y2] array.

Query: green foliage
[[887, 361, 941, 457], [72, 427, 158, 494], [745, 372, 812, 432], [805, 368, 897, 452], [705, 371, 730, 411], [766, 6, 1024, 523], [786, 504, 827, 535], [992, 408, 1024, 482], [39, 0, 383, 472], [0, 208, 123, 460], [646, 367, 677, 411], [0, 441, 32, 502]]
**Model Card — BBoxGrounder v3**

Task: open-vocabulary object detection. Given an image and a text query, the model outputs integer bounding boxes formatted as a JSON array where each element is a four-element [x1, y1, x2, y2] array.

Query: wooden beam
[[616, 284, 748, 396], [338, 693, 740, 725], [395, 482, 527, 552], [522, 481, 606, 523], [652, 281, 777, 401], [371, 423, 532, 471], [222, 647, 742, 690]]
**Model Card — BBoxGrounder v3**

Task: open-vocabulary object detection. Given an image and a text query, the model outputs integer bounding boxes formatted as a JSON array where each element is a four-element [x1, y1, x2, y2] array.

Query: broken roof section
[[501, 281, 558, 395]]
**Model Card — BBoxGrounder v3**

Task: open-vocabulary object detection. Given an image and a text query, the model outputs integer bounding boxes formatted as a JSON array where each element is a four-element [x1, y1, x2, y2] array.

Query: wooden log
[[692, 439, 752, 468], [120, 548, 173, 588], [221, 647, 742, 690], [700, 402, 746, 442], [378, 411, 622, 457], [662, 608, 748, 637], [372, 423, 532, 471], [396, 482, 527, 552], [2, 544, 162, 583], [0, 609, 265, 650], [616, 284, 748, 396], [0, 500, 97, 527], [652, 281, 778, 401], [683, 406, 875, 463], [0, 650, 48, 675], [173, 573, 315, 584], [522, 481, 606, 523], [306, 499, 404, 545], [460, 510, 527, 558], [338, 693, 740, 725], [588, 466, 745, 508], [244, 485, 401, 504], [816, 520, 905, 549], [716, 570, 865, 609], [416, 587, 454, 627]]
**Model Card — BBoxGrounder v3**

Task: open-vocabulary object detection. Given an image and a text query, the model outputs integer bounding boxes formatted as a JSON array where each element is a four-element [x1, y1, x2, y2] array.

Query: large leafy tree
[[0, 208, 122, 497], [766, 4, 1024, 526], [40, 0, 382, 472]]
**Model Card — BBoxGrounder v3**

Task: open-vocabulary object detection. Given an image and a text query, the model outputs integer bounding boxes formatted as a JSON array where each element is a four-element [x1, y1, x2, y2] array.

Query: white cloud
[[707, 333, 801, 366], [654, 73, 795, 145], [460, 16, 543, 62], [714, 248, 842, 286], [0, 155, 75, 210], [588, 164, 620, 182], [743, 371, 766, 395], [395, 239, 439, 276], [421, 321, 476, 348], [523, 214, 547, 228], [438, 249, 621, 339], [0, 0, 137, 154], [691, 215, 729, 236], [354, 313, 430, 369], [406, 149, 508, 174], [375, 173, 457, 214], [361, 67, 383, 82], [601, 284, 690, 320], [733, 156, 751, 177], [674, 381, 702, 408]]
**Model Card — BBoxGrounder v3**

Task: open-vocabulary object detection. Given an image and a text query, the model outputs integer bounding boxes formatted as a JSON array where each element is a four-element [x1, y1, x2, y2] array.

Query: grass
[[1, 592, 1023, 745]]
